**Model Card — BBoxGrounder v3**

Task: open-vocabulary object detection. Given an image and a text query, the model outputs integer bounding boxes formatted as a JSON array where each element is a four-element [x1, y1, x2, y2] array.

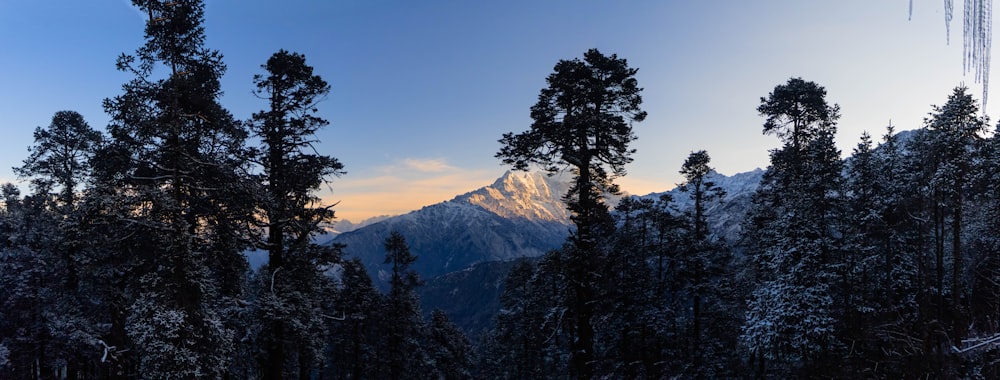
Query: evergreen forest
[[6, 1, 1000, 379]]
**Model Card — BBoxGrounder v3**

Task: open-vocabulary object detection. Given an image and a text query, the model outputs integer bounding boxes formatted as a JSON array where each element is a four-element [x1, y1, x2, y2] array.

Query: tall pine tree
[[248, 49, 344, 380], [741, 78, 844, 377], [99, 0, 253, 376], [677, 150, 729, 378], [382, 231, 427, 379], [7, 110, 105, 378], [496, 48, 645, 378]]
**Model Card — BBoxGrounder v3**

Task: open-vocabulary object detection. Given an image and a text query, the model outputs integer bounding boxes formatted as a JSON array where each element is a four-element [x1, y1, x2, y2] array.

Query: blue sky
[[0, 1, 994, 221]]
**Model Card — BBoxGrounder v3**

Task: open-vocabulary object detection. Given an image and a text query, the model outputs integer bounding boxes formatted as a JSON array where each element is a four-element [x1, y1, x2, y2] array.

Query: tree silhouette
[[497, 48, 645, 378]]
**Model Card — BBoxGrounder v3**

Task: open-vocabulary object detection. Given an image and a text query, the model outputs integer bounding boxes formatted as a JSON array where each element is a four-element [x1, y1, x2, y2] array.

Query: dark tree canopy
[[14, 110, 102, 207], [250, 49, 344, 380], [99, 0, 251, 376], [757, 77, 840, 152], [250, 49, 344, 268], [496, 48, 645, 379], [497, 48, 646, 195]]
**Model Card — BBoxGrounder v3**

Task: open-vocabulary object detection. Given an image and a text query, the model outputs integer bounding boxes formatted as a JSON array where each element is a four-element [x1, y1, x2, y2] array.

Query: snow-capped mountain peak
[[453, 170, 571, 223]]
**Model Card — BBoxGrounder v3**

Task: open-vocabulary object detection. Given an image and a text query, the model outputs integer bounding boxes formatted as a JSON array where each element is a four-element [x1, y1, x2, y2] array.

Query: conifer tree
[[482, 259, 547, 379], [496, 48, 645, 378], [601, 196, 677, 378], [483, 251, 572, 379], [840, 131, 896, 373], [868, 125, 926, 375], [962, 125, 1000, 376], [0, 187, 59, 379], [677, 150, 727, 377], [426, 309, 474, 380], [248, 49, 344, 380], [14, 110, 103, 208], [250, 49, 344, 271], [7, 110, 105, 378], [382, 231, 427, 379], [923, 86, 987, 342], [98, 0, 253, 376], [741, 78, 844, 377], [679, 151, 725, 241], [891, 86, 989, 375], [14, 110, 101, 293], [327, 258, 384, 379]]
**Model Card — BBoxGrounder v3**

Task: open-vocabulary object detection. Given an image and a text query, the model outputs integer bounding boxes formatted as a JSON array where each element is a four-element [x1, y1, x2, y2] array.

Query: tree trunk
[[570, 280, 595, 379], [298, 348, 311, 380], [952, 189, 964, 342], [568, 147, 596, 379], [263, 322, 284, 380]]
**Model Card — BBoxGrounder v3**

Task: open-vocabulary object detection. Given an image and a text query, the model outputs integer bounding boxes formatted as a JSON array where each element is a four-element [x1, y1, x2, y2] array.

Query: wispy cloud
[[322, 157, 498, 222], [375, 157, 456, 174]]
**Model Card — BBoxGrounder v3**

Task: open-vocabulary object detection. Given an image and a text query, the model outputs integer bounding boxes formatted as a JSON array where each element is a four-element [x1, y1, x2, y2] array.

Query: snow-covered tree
[[326, 258, 384, 379], [598, 196, 676, 378], [924, 86, 987, 331], [677, 150, 734, 378], [481, 259, 547, 379], [98, 0, 254, 376], [0, 110, 107, 378], [838, 130, 899, 374], [426, 309, 474, 380], [886, 86, 991, 376], [248, 49, 344, 380], [962, 126, 1000, 377], [382, 231, 429, 379], [741, 78, 844, 377]]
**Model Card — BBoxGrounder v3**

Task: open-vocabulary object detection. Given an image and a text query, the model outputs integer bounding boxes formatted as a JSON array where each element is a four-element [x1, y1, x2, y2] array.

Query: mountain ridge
[[331, 168, 765, 290], [331, 170, 573, 286], [410, 168, 764, 334]]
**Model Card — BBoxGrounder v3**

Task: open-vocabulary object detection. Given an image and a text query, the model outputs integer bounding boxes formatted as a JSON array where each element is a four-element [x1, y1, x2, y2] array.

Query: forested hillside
[[5, 1, 1000, 379]]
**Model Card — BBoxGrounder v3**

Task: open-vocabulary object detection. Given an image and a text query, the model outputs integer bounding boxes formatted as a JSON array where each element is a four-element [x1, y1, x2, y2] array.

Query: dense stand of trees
[[5, 1, 1000, 379], [486, 76, 1000, 378], [0, 1, 470, 379]]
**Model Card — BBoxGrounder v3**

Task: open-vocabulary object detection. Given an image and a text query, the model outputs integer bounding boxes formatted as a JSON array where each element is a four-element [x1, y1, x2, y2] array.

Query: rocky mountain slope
[[643, 168, 764, 243], [331, 171, 573, 287]]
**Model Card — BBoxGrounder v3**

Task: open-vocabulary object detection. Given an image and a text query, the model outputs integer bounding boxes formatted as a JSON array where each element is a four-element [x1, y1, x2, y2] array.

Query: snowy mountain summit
[[454, 170, 572, 223]]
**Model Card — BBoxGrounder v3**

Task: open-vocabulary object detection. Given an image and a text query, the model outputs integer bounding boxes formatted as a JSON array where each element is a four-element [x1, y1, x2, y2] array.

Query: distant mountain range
[[327, 129, 919, 334], [407, 169, 763, 333], [331, 171, 574, 288], [330, 215, 394, 235], [333, 168, 765, 280], [326, 168, 764, 335]]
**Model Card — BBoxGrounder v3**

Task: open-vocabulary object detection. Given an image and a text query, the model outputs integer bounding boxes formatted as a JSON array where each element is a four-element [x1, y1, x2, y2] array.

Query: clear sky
[[0, 1, 995, 222]]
